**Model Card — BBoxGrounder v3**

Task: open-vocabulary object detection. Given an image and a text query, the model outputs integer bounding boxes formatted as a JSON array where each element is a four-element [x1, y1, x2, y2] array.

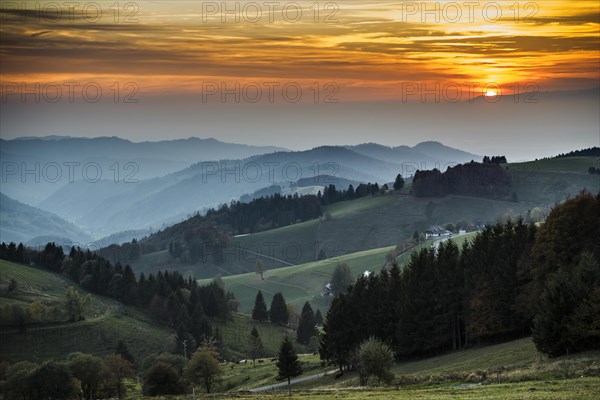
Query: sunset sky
[[1, 1, 599, 158]]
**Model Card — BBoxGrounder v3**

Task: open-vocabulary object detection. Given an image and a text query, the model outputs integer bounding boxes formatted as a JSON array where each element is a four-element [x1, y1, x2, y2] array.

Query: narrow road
[[237, 247, 296, 267], [249, 369, 339, 392]]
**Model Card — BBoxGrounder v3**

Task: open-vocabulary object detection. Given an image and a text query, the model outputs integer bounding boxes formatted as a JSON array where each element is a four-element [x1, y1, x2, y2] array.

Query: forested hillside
[[321, 192, 600, 368]]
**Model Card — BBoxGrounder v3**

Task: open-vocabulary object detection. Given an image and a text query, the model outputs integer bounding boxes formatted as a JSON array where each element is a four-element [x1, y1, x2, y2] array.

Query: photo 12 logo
[[201, 81, 339, 104], [199, 161, 340, 184], [1, 161, 140, 184], [1, 82, 140, 104], [399, 82, 540, 103], [397, 1, 540, 23], [199, 1, 339, 24]]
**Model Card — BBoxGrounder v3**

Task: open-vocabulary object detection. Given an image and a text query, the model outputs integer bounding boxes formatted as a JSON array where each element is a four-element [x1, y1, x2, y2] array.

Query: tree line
[[146, 183, 390, 265], [251, 290, 323, 347], [412, 161, 512, 199], [554, 147, 600, 158], [1, 349, 135, 400], [0, 243, 234, 356], [320, 192, 599, 369], [482, 155, 508, 164]]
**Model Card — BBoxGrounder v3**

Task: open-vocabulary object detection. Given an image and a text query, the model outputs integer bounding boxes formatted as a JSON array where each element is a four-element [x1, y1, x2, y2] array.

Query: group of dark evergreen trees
[[251, 290, 290, 325], [320, 193, 599, 367], [0, 243, 234, 354], [110, 178, 403, 266], [0, 242, 25, 263], [319, 182, 387, 205], [412, 161, 512, 199], [206, 193, 323, 234], [482, 155, 508, 164], [146, 183, 392, 263], [251, 290, 319, 346], [146, 193, 323, 254], [554, 147, 600, 158]]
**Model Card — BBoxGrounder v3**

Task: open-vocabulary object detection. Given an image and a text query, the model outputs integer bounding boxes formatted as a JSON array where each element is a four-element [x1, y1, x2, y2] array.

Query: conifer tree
[[276, 336, 302, 385], [248, 327, 265, 366], [314, 309, 323, 326], [269, 292, 289, 325], [297, 302, 316, 345], [252, 291, 268, 322]]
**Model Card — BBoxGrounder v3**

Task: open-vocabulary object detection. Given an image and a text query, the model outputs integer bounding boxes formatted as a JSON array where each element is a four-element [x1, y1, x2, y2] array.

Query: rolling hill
[[0, 193, 94, 245], [196, 233, 478, 314], [0, 260, 174, 363], [130, 192, 528, 279], [0, 260, 294, 363], [122, 156, 599, 285], [32, 141, 479, 236], [0, 136, 286, 205]]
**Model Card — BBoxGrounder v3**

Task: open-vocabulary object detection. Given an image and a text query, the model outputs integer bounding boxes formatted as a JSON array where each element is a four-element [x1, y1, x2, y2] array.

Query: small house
[[425, 225, 452, 239]]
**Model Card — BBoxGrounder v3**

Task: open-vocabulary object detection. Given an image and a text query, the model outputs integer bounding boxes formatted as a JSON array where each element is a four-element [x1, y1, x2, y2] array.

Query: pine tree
[[393, 174, 405, 191], [191, 306, 212, 345], [297, 302, 316, 345], [269, 292, 289, 325], [248, 327, 265, 367], [330, 263, 353, 295], [276, 336, 302, 385], [532, 269, 580, 357], [314, 309, 323, 326], [347, 184, 355, 199], [320, 293, 358, 369], [252, 291, 268, 322]]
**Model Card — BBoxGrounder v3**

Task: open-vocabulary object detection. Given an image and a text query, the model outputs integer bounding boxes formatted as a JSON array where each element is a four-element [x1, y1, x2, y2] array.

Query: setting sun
[[485, 90, 498, 98]]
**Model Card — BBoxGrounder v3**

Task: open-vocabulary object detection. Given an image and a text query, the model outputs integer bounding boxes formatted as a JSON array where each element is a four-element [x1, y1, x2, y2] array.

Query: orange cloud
[[1, 1, 598, 101]]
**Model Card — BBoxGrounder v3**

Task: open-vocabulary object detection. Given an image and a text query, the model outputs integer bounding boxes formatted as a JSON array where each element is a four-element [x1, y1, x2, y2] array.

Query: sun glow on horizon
[[0, 0, 598, 101]]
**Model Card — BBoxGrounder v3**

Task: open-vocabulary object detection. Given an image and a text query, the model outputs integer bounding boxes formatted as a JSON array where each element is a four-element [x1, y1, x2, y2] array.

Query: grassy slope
[[292, 338, 600, 392], [190, 338, 598, 397], [215, 313, 290, 359], [218, 379, 600, 399], [136, 193, 523, 280], [0, 260, 175, 363], [200, 233, 478, 313], [219, 354, 323, 392], [198, 245, 395, 313], [131, 156, 599, 279], [506, 156, 600, 206]]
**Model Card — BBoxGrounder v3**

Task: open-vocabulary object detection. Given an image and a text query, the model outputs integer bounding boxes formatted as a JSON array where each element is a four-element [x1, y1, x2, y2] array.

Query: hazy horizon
[[3, 91, 599, 161]]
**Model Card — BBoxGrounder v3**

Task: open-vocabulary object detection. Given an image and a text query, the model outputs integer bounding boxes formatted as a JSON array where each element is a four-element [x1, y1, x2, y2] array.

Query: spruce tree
[[269, 292, 289, 325], [297, 302, 316, 345], [248, 327, 265, 367], [276, 336, 302, 385], [252, 291, 268, 322], [314, 309, 323, 326], [330, 263, 353, 295], [393, 174, 405, 190]]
